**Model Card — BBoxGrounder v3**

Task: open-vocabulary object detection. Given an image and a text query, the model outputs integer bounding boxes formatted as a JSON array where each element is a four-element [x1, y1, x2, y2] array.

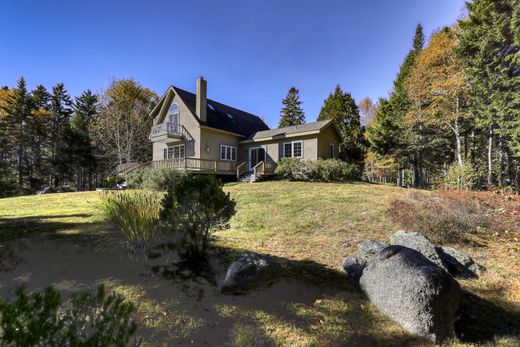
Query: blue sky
[[1, 0, 465, 127]]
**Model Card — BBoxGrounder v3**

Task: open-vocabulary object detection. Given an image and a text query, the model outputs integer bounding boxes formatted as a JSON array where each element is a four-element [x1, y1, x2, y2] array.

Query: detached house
[[149, 77, 341, 180]]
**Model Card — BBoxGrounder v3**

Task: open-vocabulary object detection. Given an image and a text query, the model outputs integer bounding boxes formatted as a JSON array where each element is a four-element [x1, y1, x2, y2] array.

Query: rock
[[341, 256, 366, 281], [360, 245, 461, 344], [220, 253, 282, 294], [437, 246, 485, 279], [390, 231, 447, 270], [357, 239, 389, 263]]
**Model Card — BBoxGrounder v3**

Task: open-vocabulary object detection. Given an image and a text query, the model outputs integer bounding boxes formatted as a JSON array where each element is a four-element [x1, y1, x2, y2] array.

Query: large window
[[220, 145, 237, 161], [163, 144, 185, 160], [283, 141, 303, 158]]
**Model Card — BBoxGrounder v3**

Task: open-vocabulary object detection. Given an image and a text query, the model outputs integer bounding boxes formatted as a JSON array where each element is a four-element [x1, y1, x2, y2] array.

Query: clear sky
[[1, 0, 466, 127]]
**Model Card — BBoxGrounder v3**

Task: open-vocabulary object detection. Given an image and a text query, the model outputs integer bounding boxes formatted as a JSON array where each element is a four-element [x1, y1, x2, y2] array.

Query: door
[[248, 147, 265, 171]]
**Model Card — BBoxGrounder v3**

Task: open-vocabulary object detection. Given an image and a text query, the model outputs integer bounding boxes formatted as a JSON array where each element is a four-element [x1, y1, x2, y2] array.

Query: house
[[149, 77, 341, 180]]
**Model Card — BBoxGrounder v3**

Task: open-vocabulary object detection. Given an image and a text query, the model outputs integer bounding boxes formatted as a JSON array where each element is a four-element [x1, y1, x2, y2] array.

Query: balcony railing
[[150, 122, 185, 139]]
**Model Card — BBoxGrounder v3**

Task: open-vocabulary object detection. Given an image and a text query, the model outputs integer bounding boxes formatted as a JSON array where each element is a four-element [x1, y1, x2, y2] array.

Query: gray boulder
[[360, 245, 461, 344], [437, 246, 484, 279], [357, 239, 390, 263], [390, 231, 447, 270], [220, 253, 282, 294], [341, 256, 366, 281]]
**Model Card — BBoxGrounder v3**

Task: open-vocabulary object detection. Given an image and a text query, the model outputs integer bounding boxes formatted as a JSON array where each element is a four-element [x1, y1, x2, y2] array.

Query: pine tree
[[318, 85, 365, 163], [49, 83, 73, 188], [29, 85, 51, 189], [5, 78, 33, 194], [71, 90, 99, 190], [459, 0, 520, 188], [279, 87, 305, 127]]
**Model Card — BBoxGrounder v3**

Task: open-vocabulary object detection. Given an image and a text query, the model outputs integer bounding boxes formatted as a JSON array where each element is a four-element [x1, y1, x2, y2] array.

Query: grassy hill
[[0, 181, 519, 346]]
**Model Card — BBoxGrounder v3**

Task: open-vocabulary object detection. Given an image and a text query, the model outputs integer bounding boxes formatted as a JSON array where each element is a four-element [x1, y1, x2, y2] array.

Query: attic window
[[208, 103, 215, 111], [226, 113, 234, 119]]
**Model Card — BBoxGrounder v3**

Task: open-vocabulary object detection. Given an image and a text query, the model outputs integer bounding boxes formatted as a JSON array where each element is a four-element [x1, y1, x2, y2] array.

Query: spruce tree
[[5, 78, 33, 194], [49, 83, 73, 188], [279, 87, 305, 127], [318, 85, 365, 163], [459, 0, 519, 188], [28, 85, 51, 190]]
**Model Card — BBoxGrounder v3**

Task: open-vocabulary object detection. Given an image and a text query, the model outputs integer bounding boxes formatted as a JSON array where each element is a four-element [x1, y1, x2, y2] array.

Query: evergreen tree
[[278, 87, 305, 127], [29, 85, 51, 189], [71, 90, 99, 190], [49, 83, 73, 188], [318, 85, 365, 163], [5, 78, 33, 194], [459, 0, 520, 187]]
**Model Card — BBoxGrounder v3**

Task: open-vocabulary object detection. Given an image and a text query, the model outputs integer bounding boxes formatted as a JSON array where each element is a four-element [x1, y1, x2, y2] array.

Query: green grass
[[0, 182, 519, 346]]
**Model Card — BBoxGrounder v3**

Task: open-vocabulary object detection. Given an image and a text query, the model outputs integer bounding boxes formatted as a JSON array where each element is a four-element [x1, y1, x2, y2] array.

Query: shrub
[[100, 190, 162, 249], [444, 162, 478, 190], [126, 168, 185, 191], [387, 190, 494, 244], [0, 285, 139, 346], [103, 175, 124, 188], [160, 174, 236, 261], [275, 158, 360, 182]]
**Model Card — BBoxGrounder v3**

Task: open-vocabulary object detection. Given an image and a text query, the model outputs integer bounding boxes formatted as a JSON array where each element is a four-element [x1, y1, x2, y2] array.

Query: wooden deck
[[152, 158, 276, 178]]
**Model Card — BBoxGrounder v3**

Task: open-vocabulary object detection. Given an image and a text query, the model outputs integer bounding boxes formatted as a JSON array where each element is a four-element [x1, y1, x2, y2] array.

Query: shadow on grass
[[0, 214, 104, 242], [456, 289, 520, 343]]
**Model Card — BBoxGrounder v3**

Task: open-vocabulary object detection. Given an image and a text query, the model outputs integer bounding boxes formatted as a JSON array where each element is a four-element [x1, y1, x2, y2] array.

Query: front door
[[248, 147, 265, 171]]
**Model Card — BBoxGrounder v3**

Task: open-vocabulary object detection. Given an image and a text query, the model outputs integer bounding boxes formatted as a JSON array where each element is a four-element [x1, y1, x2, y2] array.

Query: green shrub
[[275, 158, 360, 182], [0, 285, 139, 346], [100, 190, 161, 249], [126, 168, 185, 191], [444, 162, 478, 190], [103, 175, 124, 188], [160, 175, 236, 260]]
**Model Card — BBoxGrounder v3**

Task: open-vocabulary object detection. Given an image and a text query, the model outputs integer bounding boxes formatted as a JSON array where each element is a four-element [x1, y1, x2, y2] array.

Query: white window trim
[[164, 144, 185, 160], [283, 140, 303, 159], [220, 144, 237, 161]]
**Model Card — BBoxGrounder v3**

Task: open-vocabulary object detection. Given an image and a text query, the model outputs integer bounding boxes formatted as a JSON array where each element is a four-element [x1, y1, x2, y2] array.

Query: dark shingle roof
[[248, 119, 334, 140], [172, 86, 269, 138]]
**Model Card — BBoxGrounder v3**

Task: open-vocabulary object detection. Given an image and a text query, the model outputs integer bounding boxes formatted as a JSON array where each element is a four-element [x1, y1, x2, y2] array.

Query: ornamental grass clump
[[100, 190, 161, 249]]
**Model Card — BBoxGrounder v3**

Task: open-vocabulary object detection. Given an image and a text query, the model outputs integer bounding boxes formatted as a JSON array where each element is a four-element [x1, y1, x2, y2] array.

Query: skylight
[[208, 103, 215, 111], [226, 113, 234, 119]]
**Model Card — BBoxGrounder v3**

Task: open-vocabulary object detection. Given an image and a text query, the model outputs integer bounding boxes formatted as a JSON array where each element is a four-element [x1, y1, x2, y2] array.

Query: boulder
[[437, 246, 485, 279], [341, 256, 366, 281], [220, 253, 282, 294], [360, 245, 461, 344], [390, 231, 447, 270], [357, 239, 390, 263]]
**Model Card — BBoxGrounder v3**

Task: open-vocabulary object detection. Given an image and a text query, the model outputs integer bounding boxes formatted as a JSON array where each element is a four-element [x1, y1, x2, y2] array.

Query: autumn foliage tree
[[405, 27, 469, 168]]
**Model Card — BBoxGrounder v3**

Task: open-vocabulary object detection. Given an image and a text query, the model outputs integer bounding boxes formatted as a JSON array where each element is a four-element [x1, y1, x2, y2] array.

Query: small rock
[[357, 239, 389, 263], [390, 231, 447, 271], [360, 245, 461, 344], [220, 253, 282, 294], [341, 256, 366, 281], [437, 246, 485, 278]]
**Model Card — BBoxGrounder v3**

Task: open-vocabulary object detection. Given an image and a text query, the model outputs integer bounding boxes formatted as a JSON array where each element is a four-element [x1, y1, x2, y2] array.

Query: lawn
[[0, 181, 519, 346]]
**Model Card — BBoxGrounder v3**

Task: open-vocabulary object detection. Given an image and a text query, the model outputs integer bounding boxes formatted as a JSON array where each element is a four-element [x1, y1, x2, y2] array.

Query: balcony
[[149, 122, 186, 143]]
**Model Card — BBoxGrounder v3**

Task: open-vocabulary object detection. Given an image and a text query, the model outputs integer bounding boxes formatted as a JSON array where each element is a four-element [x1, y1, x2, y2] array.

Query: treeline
[[365, 0, 519, 192], [0, 79, 157, 197]]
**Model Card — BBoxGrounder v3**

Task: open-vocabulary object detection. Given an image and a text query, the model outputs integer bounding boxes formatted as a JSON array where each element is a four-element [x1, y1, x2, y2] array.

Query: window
[[220, 145, 237, 161], [283, 141, 303, 158], [163, 144, 185, 160], [167, 103, 179, 130], [329, 144, 334, 158]]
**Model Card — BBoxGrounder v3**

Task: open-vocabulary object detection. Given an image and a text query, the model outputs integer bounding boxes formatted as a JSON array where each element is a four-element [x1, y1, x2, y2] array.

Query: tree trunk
[[487, 126, 493, 187], [498, 135, 504, 186], [454, 119, 463, 167]]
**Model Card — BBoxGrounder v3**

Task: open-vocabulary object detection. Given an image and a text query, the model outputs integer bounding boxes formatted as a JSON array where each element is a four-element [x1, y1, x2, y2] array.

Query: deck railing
[[252, 160, 276, 180], [152, 158, 238, 174], [236, 162, 247, 178], [150, 123, 187, 139]]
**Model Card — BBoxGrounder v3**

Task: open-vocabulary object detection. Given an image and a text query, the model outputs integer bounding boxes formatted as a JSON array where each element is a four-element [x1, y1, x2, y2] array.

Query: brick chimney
[[196, 76, 207, 122]]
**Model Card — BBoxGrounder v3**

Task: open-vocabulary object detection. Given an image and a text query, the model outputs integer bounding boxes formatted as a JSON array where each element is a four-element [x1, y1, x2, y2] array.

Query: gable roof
[[242, 119, 339, 142], [170, 86, 269, 138]]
